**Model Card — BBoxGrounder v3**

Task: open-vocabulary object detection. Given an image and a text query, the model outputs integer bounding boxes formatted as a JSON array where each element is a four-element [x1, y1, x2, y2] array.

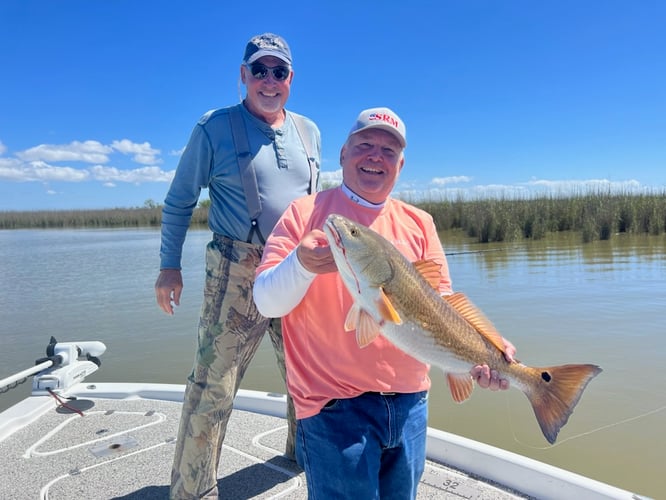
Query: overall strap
[[228, 105, 265, 244], [291, 113, 319, 194]]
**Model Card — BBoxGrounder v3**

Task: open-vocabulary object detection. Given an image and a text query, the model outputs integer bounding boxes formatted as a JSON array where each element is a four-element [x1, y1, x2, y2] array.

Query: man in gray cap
[[253, 107, 514, 498], [155, 33, 320, 499]]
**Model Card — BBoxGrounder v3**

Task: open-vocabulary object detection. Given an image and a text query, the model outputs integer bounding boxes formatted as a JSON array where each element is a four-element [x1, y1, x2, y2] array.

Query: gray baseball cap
[[243, 33, 292, 65], [348, 107, 407, 148]]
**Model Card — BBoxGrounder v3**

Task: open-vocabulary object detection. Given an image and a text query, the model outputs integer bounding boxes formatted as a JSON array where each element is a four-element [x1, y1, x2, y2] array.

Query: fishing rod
[[0, 360, 55, 393], [0, 337, 106, 394], [445, 247, 510, 256]]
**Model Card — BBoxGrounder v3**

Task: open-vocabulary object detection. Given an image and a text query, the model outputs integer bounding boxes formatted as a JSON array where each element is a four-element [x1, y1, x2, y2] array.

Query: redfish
[[323, 213, 602, 444]]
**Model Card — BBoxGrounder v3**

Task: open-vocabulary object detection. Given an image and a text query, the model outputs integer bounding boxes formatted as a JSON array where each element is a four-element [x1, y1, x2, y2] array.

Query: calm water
[[0, 228, 664, 498]]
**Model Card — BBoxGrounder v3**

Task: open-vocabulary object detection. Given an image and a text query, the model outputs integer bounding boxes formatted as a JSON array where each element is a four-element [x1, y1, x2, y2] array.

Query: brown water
[[1, 228, 664, 498]]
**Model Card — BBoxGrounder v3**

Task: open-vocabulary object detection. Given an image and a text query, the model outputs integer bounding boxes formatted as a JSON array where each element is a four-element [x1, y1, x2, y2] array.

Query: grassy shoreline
[[2, 191, 665, 243], [416, 191, 666, 243]]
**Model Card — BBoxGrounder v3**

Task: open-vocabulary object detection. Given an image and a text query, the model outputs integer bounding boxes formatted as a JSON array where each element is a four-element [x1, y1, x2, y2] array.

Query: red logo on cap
[[369, 112, 399, 129]]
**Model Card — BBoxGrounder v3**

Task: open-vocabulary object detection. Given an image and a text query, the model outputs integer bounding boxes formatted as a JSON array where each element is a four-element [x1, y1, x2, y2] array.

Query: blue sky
[[1, 1, 664, 211]]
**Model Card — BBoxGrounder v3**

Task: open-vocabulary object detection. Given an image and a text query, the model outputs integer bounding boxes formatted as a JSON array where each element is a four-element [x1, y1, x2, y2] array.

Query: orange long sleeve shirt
[[255, 187, 452, 419]]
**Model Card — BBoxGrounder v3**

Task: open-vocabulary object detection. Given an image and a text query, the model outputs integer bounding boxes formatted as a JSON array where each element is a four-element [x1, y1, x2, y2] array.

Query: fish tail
[[524, 364, 602, 444]]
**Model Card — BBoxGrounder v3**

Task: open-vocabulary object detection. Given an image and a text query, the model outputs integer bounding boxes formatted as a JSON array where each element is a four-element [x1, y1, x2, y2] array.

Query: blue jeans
[[296, 391, 428, 499]]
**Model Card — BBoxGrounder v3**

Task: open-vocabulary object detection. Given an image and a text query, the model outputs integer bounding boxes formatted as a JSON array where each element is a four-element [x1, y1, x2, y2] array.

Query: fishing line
[[445, 248, 506, 257], [504, 394, 666, 450]]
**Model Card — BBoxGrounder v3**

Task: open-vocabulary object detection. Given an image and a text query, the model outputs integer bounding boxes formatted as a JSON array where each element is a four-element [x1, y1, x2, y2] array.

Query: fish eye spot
[[350, 228, 359, 236], [541, 371, 552, 382]]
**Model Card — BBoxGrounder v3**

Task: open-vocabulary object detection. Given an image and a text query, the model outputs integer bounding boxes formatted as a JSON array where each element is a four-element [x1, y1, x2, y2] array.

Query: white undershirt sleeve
[[253, 249, 317, 318]]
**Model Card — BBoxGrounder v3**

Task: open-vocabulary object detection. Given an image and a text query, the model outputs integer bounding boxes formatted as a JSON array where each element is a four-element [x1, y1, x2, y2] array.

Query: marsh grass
[[0, 206, 208, 230], [413, 190, 666, 243], [2, 191, 665, 243]]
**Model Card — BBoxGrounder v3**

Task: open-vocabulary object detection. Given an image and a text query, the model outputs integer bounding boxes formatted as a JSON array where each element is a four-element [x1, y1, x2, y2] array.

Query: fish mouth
[[324, 214, 362, 294], [324, 215, 343, 250]]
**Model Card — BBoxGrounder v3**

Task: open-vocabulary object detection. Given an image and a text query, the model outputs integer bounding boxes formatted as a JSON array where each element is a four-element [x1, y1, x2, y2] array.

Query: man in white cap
[[155, 33, 320, 499], [253, 107, 514, 498]]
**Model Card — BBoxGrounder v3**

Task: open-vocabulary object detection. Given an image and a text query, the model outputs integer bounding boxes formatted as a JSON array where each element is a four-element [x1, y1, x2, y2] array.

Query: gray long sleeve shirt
[[160, 103, 320, 269]]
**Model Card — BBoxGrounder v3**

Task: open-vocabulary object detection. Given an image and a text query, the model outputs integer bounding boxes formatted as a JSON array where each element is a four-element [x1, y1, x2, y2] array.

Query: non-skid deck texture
[[0, 397, 526, 499]]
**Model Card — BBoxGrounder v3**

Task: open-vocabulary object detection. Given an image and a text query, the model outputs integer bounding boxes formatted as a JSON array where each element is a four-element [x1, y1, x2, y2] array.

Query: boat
[[0, 338, 650, 500]]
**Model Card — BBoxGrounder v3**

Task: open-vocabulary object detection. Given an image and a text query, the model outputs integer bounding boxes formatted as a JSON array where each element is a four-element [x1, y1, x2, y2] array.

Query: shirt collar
[[341, 183, 386, 209]]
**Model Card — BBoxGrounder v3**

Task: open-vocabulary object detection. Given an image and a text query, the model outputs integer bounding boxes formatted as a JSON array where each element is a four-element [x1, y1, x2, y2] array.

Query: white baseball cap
[[348, 107, 406, 148]]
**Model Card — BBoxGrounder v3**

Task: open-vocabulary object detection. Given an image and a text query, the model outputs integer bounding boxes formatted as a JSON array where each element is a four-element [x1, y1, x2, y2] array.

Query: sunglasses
[[246, 63, 291, 81]]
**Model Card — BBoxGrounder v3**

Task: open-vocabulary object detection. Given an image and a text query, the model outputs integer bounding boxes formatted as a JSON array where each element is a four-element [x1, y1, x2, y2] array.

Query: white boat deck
[[0, 386, 529, 499], [0, 336, 648, 500]]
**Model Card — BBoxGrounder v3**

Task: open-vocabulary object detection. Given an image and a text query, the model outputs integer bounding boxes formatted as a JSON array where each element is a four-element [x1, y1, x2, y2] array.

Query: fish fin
[[344, 303, 361, 332], [444, 292, 507, 355], [446, 372, 474, 403], [375, 288, 403, 325], [524, 364, 602, 444], [356, 309, 381, 348], [413, 260, 442, 290], [346, 297, 384, 347]]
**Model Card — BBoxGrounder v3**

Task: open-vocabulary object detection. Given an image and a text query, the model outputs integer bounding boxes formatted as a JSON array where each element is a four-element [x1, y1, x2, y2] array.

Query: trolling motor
[[32, 336, 107, 395], [0, 337, 107, 396]]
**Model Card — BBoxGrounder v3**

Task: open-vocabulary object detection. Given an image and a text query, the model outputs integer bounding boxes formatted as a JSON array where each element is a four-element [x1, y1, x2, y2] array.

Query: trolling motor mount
[[31, 337, 107, 395]]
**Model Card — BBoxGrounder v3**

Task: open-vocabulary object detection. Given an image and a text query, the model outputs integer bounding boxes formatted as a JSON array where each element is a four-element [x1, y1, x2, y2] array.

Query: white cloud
[[89, 165, 174, 183], [0, 156, 174, 184], [525, 178, 642, 193], [430, 176, 472, 186], [0, 138, 173, 185], [320, 169, 342, 186], [11, 139, 162, 167], [0, 159, 90, 182], [0, 158, 23, 180], [111, 139, 162, 165], [394, 177, 650, 202], [16, 140, 112, 164]]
